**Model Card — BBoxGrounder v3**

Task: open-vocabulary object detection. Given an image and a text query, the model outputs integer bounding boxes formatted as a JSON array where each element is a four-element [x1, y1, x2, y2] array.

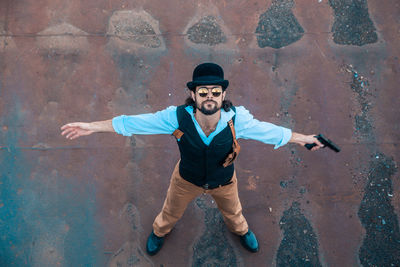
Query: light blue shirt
[[112, 106, 292, 149]]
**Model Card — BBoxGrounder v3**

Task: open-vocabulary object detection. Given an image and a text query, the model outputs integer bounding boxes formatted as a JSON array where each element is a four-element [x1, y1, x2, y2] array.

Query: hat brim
[[187, 80, 229, 91]]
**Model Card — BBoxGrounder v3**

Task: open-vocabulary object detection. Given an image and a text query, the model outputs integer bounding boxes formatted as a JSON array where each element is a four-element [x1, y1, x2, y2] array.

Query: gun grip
[[305, 143, 317, 150]]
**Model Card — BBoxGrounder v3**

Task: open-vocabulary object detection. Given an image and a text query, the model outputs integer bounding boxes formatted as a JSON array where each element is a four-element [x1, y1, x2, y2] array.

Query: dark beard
[[197, 100, 219, 115]]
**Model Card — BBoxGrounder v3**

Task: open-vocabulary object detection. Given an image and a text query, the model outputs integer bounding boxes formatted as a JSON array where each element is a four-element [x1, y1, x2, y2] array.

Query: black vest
[[175, 105, 236, 188]]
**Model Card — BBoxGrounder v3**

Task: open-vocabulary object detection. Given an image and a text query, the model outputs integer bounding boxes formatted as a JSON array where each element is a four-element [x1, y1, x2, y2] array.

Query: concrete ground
[[0, 0, 399, 266]]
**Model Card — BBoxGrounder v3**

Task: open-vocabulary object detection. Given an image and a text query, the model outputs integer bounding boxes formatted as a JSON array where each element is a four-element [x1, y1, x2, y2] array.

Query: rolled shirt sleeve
[[235, 106, 292, 149], [112, 106, 178, 136]]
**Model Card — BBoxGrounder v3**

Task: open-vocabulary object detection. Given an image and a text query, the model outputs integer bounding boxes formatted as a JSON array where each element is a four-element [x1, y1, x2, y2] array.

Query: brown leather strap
[[228, 120, 236, 139], [223, 119, 241, 167], [172, 129, 184, 140], [228, 119, 240, 152]]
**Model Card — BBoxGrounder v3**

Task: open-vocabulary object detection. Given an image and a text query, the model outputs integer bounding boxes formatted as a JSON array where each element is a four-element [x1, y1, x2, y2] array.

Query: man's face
[[191, 85, 225, 115]]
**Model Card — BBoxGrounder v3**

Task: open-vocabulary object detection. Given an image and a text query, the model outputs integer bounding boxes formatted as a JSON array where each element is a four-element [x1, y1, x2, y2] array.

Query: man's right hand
[[61, 122, 95, 140]]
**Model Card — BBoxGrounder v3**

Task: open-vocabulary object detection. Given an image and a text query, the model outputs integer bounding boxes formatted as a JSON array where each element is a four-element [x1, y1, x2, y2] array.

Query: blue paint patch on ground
[[0, 98, 103, 266], [0, 100, 33, 266]]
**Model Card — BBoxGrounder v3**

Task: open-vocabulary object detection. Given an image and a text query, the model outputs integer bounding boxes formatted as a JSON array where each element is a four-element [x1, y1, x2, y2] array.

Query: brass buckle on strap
[[172, 129, 184, 140]]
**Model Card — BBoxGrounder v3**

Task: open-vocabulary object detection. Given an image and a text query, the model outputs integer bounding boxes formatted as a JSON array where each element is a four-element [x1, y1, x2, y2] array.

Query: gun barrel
[[317, 134, 341, 152]]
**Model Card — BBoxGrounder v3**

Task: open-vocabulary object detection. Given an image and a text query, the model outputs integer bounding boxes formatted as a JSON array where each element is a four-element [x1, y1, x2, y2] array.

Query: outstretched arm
[[234, 106, 323, 151], [60, 120, 114, 140], [289, 132, 324, 151], [61, 106, 178, 140]]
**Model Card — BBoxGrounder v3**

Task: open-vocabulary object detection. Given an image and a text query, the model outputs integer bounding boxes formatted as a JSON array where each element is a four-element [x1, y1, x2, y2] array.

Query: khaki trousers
[[153, 162, 249, 237]]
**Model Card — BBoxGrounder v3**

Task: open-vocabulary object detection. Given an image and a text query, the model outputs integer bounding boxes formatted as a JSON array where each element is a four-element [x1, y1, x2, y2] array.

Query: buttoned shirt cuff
[[274, 128, 292, 149], [112, 115, 131, 136]]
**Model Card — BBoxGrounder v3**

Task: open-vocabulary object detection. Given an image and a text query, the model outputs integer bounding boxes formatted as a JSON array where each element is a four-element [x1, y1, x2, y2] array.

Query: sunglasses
[[197, 87, 223, 97]]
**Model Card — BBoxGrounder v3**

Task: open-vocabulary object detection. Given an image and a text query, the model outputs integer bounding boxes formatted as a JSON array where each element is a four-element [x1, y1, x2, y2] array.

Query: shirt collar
[[184, 105, 235, 145]]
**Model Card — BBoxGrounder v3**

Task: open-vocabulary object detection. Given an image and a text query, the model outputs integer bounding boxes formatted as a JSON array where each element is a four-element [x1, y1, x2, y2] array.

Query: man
[[61, 63, 323, 255]]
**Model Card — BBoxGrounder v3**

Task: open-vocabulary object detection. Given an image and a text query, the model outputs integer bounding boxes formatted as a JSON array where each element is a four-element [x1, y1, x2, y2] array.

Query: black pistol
[[304, 134, 341, 152]]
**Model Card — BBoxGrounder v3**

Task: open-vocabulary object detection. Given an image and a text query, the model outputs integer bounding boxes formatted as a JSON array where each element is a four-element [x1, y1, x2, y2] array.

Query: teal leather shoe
[[146, 231, 164, 256], [240, 229, 259, 253]]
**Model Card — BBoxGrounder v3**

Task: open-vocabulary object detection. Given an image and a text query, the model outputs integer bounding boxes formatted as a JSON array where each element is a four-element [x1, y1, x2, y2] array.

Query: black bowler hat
[[187, 63, 229, 91]]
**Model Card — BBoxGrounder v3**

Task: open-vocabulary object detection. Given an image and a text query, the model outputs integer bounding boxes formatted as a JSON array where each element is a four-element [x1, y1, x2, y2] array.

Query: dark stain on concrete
[[42, 53, 81, 64], [255, 0, 304, 49], [108, 240, 152, 267], [279, 178, 298, 190], [41, 54, 81, 102], [126, 253, 140, 265], [329, 0, 378, 46], [112, 53, 148, 100], [271, 52, 299, 129], [36, 23, 90, 55], [112, 17, 161, 48], [187, 16, 227, 46], [192, 198, 237, 267], [345, 64, 375, 142], [108, 204, 150, 266], [280, 180, 289, 188], [276, 202, 322, 267], [358, 153, 400, 266], [123, 203, 142, 232], [354, 113, 374, 138], [343, 65, 400, 265], [274, 69, 305, 194]]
